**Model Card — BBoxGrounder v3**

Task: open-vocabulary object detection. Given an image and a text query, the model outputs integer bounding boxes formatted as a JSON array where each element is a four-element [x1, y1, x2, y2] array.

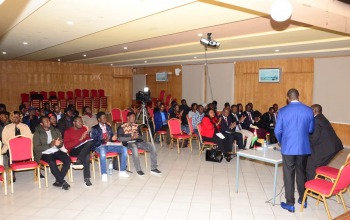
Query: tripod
[[135, 102, 154, 145]]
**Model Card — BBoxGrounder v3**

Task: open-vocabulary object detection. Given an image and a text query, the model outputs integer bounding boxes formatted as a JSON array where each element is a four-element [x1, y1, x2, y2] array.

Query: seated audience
[[22, 106, 38, 127], [48, 113, 58, 129], [58, 108, 73, 138], [52, 104, 62, 121], [261, 107, 276, 144], [64, 116, 93, 186], [153, 100, 163, 114], [273, 103, 279, 115], [91, 112, 129, 181], [30, 108, 46, 133], [229, 105, 253, 150], [2, 111, 32, 181], [43, 103, 52, 115], [218, 108, 243, 151], [33, 116, 71, 190], [82, 106, 98, 131], [188, 103, 198, 119], [170, 104, 182, 120], [154, 104, 171, 147], [68, 104, 79, 117], [237, 103, 243, 117], [179, 99, 190, 134], [247, 102, 255, 113], [250, 111, 267, 140], [192, 105, 205, 148], [201, 109, 232, 162], [0, 104, 6, 112], [19, 104, 28, 118], [212, 101, 218, 111], [0, 111, 10, 141], [167, 100, 177, 115], [242, 104, 255, 130], [117, 112, 161, 176]]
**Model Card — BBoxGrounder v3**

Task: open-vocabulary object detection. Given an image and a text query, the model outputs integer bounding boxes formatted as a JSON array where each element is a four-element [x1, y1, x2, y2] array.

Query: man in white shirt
[[229, 105, 254, 150]]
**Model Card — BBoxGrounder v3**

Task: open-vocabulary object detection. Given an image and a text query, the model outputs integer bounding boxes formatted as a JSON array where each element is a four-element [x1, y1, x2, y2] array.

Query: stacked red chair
[[82, 89, 92, 108], [98, 89, 107, 110], [74, 89, 82, 98], [21, 93, 30, 109], [40, 91, 50, 109], [31, 99, 41, 109], [67, 91, 75, 108], [76, 97, 84, 112], [30, 91, 38, 95], [49, 91, 56, 97], [58, 91, 67, 110], [91, 90, 100, 111]]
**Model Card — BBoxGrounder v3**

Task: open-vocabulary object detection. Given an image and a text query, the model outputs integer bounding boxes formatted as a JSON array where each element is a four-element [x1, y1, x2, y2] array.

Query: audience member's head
[[208, 103, 214, 109], [19, 104, 27, 116], [0, 104, 6, 112], [38, 108, 46, 117], [174, 104, 180, 113], [28, 106, 37, 116], [222, 108, 230, 117], [248, 102, 253, 110], [40, 116, 51, 129], [311, 104, 322, 116], [171, 101, 177, 107], [127, 112, 136, 123], [83, 106, 92, 116], [97, 111, 107, 124], [72, 116, 83, 129], [254, 111, 262, 119], [64, 108, 73, 118], [212, 101, 217, 107], [53, 104, 60, 113], [44, 103, 51, 112], [181, 99, 187, 106], [205, 108, 216, 119], [246, 104, 252, 112], [198, 105, 204, 114], [269, 107, 275, 115], [0, 111, 9, 124], [10, 111, 22, 124], [159, 103, 165, 112], [231, 105, 238, 114], [191, 103, 198, 111], [68, 104, 75, 111], [156, 100, 162, 107], [273, 103, 278, 112], [224, 102, 230, 108], [287, 88, 299, 102], [48, 113, 57, 126], [237, 103, 243, 112]]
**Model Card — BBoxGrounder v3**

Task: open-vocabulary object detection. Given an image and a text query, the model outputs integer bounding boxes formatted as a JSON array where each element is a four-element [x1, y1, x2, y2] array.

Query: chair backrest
[[159, 90, 165, 101], [165, 94, 172, 106], [187, 115, 194, 134], [197, 123, 205, 144], [76, 97, 84, 110], [49, 91, 56, 97], [91, 89, 98, 98], [345, 153, 350, 163], [8, 136, 33, 163], [111, 108, 122, 121], [67, 91, 74, 99], [151, 116, 155, 128], [165, 106, 170, 112], [331, 161, 350, 195], [40, 91, 48, 100], [58, 91, 65, 100], [21, 93, 30, 102], [75, 89, 82, 98], [168, 119, 182, 135], [82, 89, 89, 97], [30, 91, 38, 95], [98, 89, 105, 97], [121, 110, 130, 123], [148, 109, 154, 117]]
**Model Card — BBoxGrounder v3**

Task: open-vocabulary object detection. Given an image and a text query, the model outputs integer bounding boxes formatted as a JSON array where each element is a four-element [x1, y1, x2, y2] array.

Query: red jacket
[[64, 126, 90, 152], [201, 117, 220, 138]]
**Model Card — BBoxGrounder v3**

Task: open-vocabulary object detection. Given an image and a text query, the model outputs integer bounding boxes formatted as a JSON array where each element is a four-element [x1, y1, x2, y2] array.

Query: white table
[[235, 144, 283, 205]]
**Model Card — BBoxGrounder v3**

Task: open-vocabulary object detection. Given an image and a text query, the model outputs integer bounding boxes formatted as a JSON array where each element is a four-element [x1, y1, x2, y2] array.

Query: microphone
[[273, 147, 281, 152]]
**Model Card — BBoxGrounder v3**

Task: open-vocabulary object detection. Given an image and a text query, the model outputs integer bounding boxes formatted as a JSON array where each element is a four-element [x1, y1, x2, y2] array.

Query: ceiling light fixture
[[275, 49, 279, 52], [194, 56, 197, 59], [198, 33, 203, 36], [270, 0, 293, 22], [23, 42, 28, 45], [58, 59, 60, 61], [83, 54, 86, 57], [110, 64, 113, 66], [144, 61, 147, 63], [2, 52, 6, 54], [67, 21, 74, 25], [124, 47, 127, 49]]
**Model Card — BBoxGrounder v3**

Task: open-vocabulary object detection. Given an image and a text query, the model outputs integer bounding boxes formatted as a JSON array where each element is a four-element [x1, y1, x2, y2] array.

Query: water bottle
[[263, 140, 267, 152], [108, 158, 113, 175]]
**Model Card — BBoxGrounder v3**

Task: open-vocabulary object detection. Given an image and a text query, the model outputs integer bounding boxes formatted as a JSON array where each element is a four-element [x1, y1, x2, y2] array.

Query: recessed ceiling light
[[198, 33, 203, 36], [144, 61, 147, 63], [57, 59, 60, 61], [23, 42, 28, 45], [124, 47, 127, 49], [194, 56, 197, 59], [83, 54, 86, 57], [2, 52, 6, 54], [110, 64, 113, 66], [67, 21, 74, 25], [275, 49, 279, 52]]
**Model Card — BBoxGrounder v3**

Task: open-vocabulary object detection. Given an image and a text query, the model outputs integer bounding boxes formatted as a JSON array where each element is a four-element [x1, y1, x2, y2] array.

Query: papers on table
[[74, 139, 94, 148], [107, 142, 122, 146], [42, 146, 59, 155]]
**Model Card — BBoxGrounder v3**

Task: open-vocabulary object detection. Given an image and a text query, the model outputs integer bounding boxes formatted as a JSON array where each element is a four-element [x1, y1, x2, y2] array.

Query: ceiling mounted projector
[[200, 33, 220, 48]]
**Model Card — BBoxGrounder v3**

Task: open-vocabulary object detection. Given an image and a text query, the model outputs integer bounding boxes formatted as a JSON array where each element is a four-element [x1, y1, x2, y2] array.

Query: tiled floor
[[0, 140, 349, 220]]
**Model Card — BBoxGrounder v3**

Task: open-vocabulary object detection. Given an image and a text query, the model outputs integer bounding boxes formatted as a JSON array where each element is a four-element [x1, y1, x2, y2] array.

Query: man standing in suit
[[275, 89, 315, 213], [230, 105, 253, 150], [261, 107, 276, 144], [219, 108, 244, 151], [306, 104, 343, 181]]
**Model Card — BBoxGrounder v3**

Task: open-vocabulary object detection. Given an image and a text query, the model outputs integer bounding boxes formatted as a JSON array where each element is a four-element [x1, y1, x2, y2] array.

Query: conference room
[[0, 0, 350, 219]]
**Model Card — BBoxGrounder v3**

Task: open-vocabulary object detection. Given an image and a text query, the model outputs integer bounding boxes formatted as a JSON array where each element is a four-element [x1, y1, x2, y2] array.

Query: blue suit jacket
[[275, 101, 315, 155], [154, 111, 167, 132]]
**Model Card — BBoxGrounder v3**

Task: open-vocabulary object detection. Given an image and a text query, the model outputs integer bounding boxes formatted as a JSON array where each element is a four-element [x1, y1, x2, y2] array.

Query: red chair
[[75, 89, 82, 98], [165, 106, 170, 113], [58, 91, 65, 100], [76, 97, 84, 112], [69, 155, 95, 181], [98, 89, 105, 97], [40, 160, 70, 187], [40, 91, 50, 109], [301, 161, 350, 220], [82, 89, 89, 98], [159, 90, 165, 102], [127, 149, 147, 172], [58, 91, 67, 110], [67, 91, 74, 99], [40, 91, 48, 100], [8, 136, 41, 193], [148, 109, 154, 117], [197, 123, 218, 157], [168, 119, 192, 153], [0, 165, 7, 195], [93, 152, 119, 177], [84, 97, 92, 109], [121, 110, 130, 124], [30, 91, 38, 95], [21, 93, 30, 109], [151, 116, 167, 147], [111, 109, 122, 131], [50, 99, 59, 109], [100, 97, 107, 110], [91, 90, 98, 98], [49, 91, 56, 97], [187, 115, 199, 150], [31, 99, 41, 109], [165, 95, 172, 106]]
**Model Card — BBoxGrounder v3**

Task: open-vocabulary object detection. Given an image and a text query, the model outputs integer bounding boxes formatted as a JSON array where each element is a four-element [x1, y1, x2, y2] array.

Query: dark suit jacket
[[261, 112, 274, 130], [90, 123, 115, 152], [218, 115, 233, 133], [242, 111, 254, 130], [309, 114, 343, 160]]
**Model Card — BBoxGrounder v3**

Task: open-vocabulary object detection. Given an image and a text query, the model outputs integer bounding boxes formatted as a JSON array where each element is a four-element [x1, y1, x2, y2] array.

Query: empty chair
[[21, 93, 30, 109], [30, 91, 38, 95], [66, 91, 74, 99], [100, 97, 107, 110], [40, 91, 48, 100], [82, 89, 89, 98], [84, 97, 92, 109], [31, 99, 41, 109], [159, 90, 165, 102], [58, 91, 66, 100], [148, 109, 154, 117], [91, 90, 98, 97], [49, 91, 57, 97], [58, 91, 67, 110], [74, 89, 82, 98], [98, 89, 105, 97], [111, 109, 122, 131]]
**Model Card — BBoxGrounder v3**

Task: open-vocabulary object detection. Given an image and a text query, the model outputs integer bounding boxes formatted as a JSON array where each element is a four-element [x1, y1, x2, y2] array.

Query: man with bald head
[[306, 104, 343, 181]]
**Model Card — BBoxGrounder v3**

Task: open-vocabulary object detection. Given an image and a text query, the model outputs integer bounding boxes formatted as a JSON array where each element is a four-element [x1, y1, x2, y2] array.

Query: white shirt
[[99, 123, 107, 133]]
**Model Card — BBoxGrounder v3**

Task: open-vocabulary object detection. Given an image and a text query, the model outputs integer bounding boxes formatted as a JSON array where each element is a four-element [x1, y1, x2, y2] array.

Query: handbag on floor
[[205, 148, 223, 163]]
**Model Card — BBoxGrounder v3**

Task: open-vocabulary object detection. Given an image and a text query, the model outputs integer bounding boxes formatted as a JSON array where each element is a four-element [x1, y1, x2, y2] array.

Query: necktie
[[248, 112, 253, 121], [224, 117, 227, 124]]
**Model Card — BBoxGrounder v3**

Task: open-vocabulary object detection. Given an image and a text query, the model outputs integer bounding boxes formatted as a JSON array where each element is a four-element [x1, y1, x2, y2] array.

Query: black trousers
[[306, 151, 339, 181], [158, 125, 171, 145], [41, 151, 71, 184], [266, 127, 276, 144], [202, 135, 230, 155], [222, 132, 243, 151], [69, 141, 93, 179], [282, 154, 308, 206]]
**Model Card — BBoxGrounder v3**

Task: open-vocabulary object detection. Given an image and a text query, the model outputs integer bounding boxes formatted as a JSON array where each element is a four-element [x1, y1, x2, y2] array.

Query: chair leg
[[3, 172, 7, 195], [189, 138, 192, 152], [67, 169, 71, 182], [316, 194, 321, 206], [198, 145, 205, 157], [300, 189, 308, 212], [98, 158, 101, 177], [37, 167, 41, 189], [44, 166, 48, 188], [91, 160, 95, 179], [144, 152, 147, 169], [177, 140, 180, 153], [127, 155, 130, 172], [117, 156, 120, 173], [181, 139, 184, 149], [10, 169, 13, 194], [49, 167, 51, 174], [70, 164, 73, 182], [339, 193, 348, 212], [336, 194, 340, 203], [348, 187, 350, 197], [169, 139, 173, 151], [322, 195, 332, 220]]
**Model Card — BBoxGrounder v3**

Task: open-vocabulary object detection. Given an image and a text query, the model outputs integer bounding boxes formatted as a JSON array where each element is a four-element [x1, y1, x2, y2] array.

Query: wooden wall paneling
[[331, 123, 350, 147]]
